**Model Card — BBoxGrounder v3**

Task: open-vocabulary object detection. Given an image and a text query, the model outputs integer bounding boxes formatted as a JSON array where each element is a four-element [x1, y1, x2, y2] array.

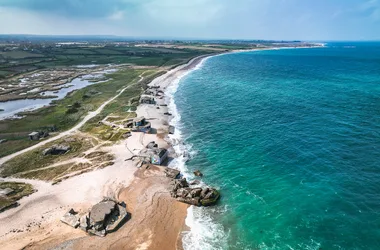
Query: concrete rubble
[[60, 208, 80, 228]]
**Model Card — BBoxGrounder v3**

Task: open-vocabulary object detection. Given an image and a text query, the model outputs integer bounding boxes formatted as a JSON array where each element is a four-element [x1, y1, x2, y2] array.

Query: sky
[[0, 0, 379, 40]]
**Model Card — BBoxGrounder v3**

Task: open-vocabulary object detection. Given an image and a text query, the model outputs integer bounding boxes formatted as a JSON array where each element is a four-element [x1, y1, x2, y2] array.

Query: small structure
[[132, 117, 151, 133], [90, 200, 116, 232], [0, 188, 14, 197], [42, 144, 71, 156], [151, 148, 168, 165], [60, 199, 129, 237], [139, 147, 168, 166], [28, 132, 40, 141], [140, 95, 156, 104]]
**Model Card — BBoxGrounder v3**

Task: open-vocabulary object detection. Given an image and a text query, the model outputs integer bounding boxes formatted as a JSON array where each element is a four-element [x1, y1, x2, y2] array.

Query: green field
[[0, 45, 210, 78]]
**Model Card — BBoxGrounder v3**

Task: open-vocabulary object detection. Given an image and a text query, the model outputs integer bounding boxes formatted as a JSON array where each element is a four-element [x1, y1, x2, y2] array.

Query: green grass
[[0, 45, 209, 75], [0, 135, 96, 177], [0, 50, 44, 59], [0, 182, 35, 211]]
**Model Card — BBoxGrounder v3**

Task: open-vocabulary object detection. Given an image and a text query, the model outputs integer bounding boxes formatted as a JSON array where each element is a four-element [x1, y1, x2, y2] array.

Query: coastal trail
[[0, 75, 144, 166]]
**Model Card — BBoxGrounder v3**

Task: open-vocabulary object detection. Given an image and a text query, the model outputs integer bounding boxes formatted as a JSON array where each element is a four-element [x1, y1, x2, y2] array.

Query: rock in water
[[193, 170, 203, 177], [190, 180, 200, 186]]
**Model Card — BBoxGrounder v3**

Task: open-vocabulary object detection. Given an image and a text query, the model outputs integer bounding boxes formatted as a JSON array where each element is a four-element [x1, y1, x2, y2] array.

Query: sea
[[166, 42, 380, 250]]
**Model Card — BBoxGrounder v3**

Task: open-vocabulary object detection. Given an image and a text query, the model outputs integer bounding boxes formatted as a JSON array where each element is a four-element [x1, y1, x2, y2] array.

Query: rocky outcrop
[[164, 168, 180, 179], [170, 178, 220, 206]]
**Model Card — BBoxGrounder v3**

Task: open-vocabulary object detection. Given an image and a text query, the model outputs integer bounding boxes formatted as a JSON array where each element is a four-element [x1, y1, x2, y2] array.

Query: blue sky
[[0, 0, 379, 40]]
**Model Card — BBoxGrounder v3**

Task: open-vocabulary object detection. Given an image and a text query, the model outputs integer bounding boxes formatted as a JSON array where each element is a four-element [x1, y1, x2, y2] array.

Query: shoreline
[[0, 45, 322, 250], [0, 53, 209, 250]]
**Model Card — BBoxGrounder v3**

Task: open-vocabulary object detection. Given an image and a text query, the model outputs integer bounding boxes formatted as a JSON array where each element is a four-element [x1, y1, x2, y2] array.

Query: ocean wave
[[164, 57, 230, 250], [182, 206, 229, 250]]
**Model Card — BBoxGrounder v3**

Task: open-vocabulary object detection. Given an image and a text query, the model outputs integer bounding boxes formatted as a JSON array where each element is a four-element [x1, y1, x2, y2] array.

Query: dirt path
[[0, 75, 143, 166]]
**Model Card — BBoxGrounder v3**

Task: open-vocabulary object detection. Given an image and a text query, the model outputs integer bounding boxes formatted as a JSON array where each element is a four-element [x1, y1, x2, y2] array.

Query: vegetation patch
[[17, 163, 75, 181], [0, 135, 97, 178], [0, 182, 35, 212]]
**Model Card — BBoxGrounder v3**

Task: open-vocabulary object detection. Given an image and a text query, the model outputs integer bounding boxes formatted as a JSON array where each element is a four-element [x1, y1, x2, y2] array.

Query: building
[[140, 95, 156, 104], [151, 148, 168, 165], [138, 147, 168, 166], [132, 117, 151, 133], [28, 132, 40, 141]]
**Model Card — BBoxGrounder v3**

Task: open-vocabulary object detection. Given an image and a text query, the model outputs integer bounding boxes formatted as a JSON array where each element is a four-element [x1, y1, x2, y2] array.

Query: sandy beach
[[0, 55, 209, 250]]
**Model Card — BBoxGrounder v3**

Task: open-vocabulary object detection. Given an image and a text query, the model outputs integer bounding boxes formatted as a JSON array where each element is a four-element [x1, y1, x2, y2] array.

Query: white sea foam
[[164, 56, 229, 250]]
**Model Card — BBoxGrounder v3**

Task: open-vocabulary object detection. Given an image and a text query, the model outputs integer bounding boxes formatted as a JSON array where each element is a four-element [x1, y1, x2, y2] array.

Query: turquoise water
[[171, 43, 380, 249]]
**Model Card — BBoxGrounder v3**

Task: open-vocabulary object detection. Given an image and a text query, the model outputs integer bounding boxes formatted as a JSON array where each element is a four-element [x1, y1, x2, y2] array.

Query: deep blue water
[[173, 43, 380, 249]]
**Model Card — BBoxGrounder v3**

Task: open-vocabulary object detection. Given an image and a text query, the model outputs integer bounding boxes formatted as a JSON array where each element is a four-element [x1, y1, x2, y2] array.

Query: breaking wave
[[164, 57, 229, 250]]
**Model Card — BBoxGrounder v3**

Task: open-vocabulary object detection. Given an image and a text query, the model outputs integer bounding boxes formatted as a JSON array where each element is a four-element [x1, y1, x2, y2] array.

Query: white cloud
[[108, 10, 125, 21], [0, 7, 133, 35], [0, 0, 379, 40]]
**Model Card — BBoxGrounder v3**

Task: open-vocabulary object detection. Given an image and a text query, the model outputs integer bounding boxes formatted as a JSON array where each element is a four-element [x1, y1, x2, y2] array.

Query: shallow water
[[170, 43, 380, 249], [0, 67, 117, 120], [0, 78, 97, 120]]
